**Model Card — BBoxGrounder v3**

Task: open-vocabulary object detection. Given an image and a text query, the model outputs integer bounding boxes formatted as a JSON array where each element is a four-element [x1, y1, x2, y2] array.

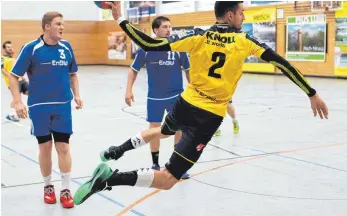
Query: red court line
[[116, 143, 346, 216]]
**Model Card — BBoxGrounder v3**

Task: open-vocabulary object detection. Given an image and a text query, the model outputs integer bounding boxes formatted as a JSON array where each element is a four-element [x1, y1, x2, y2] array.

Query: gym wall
[[1, 1, 346, 77]]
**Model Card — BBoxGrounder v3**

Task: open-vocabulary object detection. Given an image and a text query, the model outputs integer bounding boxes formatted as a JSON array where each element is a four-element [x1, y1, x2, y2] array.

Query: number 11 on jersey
[[167, 51, 175, 60]]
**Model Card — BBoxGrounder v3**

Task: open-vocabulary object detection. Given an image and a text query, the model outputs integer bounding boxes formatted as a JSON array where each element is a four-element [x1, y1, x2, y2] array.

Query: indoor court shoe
[[233, 120, 239, 134], [151, 164, 160, 171], [6, 114, 19, 122], [100, 146, 124, 162], [213, 129, 221, 136], [60, 189, 74, 208], [181, 172, 190, 179], [73, 163, 113, 205], [44, 185, 57, 204]]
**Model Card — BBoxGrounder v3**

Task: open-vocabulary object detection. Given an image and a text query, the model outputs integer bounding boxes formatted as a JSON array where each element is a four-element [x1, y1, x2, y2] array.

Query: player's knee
[[161, 170, 178, 190], [55, 143, 70, 155]]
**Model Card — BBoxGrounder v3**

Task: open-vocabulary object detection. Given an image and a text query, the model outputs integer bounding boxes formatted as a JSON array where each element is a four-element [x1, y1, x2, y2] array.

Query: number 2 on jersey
[[208, 52, 226, 79]]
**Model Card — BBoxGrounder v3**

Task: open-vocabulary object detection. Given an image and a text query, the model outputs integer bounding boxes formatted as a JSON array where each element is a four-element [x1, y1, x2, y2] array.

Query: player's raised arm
[[106, 1, 200, 52], [245, 34, 328, 119]]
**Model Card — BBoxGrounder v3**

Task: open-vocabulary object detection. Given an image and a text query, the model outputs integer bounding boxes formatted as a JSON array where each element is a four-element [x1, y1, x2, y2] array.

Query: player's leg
[[147, 99, 166, 171], [5, 84, 20, 122], [166, 97, 189, 179], [28, 106, 56, 204], [73, 97, 222, 205], [51, 102, 74, 208], [227, 100, 239, 134]]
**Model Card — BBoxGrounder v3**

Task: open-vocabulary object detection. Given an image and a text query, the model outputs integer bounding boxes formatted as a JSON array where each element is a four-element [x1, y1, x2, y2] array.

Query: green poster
[[286, 15, 326, 61]]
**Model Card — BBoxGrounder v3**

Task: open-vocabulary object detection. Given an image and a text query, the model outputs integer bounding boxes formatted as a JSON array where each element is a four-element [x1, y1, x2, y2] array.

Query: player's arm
[[107, 2, 201, 53], [246, 34, 328, 119], [10, 45, 31, 118], [67, 43, 83, 109], [126, 49, 146, 106], [246, 34, 316, 96]]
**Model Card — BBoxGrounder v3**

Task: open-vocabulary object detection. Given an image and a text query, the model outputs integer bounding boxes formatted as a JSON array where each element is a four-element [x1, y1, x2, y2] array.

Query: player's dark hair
[[152, 16, 171, 33], [2, 41, 11, 49], [214, 1, 243, 18], [42, 11, 63, 31]]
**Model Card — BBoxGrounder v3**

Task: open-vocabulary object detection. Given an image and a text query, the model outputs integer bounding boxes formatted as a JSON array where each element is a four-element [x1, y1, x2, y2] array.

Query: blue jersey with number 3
[[131, 49, 190, 99], [11, 36, 78, 107]]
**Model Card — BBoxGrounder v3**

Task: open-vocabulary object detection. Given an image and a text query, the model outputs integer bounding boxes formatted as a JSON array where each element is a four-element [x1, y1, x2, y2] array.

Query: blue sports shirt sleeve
[[11, 45, 32, 77], [131, 49, 146, 72], [179, 52, 190, 70]]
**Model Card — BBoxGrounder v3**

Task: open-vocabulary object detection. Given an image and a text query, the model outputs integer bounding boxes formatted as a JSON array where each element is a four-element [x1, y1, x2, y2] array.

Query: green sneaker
[[214, 129, 221, 136], [233, 120, 239, 134], [73, 163, 113, 205]]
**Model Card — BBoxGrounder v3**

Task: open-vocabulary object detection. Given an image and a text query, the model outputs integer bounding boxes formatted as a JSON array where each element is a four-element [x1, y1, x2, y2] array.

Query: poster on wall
[[129, 1, 155, 23], [242, 8, 276, 64], [172, 26, 195, 38], [131, 29, 146, 59], [286, 15, 326, 62], [108, 32, 127, 60], [335, 18, 347, 67]]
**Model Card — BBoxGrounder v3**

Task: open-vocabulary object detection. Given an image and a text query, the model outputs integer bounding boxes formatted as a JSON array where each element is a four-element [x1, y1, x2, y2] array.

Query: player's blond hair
[[41, 11, 63, 31]]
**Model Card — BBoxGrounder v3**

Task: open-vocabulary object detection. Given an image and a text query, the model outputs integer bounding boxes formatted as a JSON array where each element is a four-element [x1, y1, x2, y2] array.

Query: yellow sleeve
[[118, 19, 203, 53], [245, 34, 268, 58]]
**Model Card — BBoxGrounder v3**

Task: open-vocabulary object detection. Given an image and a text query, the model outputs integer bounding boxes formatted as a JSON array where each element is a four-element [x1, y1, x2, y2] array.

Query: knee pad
[[36, 134, 52, 144], [165, 151, 194, 180], [52, 131, 71, 143], [161, 122, 176, 136]]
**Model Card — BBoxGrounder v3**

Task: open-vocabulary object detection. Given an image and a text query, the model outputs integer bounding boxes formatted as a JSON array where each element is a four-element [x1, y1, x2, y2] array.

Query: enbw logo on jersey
[[159, 60, 174, 66], [52, 60, 68, 66]]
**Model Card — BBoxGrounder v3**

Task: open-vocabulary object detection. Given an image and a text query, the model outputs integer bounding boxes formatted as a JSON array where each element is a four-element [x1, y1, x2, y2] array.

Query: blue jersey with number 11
[[131, 49, 190, 99]]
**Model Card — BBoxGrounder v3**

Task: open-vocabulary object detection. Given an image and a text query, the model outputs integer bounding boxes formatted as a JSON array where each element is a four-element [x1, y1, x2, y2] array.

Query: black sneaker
[[73, 163, 114, 205], [100, 146, 124, 162]]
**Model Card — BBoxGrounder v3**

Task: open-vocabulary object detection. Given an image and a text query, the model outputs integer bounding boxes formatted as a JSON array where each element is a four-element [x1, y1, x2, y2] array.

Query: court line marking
[[1, 118, 145, 216], [115, 143, 346, 216]]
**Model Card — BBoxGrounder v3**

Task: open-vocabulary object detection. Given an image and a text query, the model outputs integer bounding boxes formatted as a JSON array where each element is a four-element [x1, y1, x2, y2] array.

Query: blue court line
[[1, 144, 145, 216], [243, 146, 347, 173]]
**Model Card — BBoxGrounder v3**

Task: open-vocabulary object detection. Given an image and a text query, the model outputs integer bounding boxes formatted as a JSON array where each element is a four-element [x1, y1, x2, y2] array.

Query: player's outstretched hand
[[14, 101, 27, 119], [125, 91, 134, 107], [105, 1, 122, 20], [74, 97, 84, 110], [309, 93, 328, 119]]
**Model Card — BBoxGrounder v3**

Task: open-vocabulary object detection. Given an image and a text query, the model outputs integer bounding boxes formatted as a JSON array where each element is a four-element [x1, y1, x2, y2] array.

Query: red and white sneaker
[[44, 185, 57, 204], [60, 189, 74, 208]]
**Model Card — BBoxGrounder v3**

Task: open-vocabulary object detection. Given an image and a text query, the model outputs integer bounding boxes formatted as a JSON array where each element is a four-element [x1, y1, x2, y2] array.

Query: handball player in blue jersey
[[124, 16, 190, 179], [8, 12, 83, 208]]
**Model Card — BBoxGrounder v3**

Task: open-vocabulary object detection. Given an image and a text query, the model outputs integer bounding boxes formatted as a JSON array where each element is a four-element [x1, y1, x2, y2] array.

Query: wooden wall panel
[[1, 1, 338, 77], [1, 20, 100, 65]]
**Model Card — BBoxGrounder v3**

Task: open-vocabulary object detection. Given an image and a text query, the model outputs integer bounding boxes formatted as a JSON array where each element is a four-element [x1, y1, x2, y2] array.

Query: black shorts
[[162, 96, 223, 179], [19, 80, 28, 94]]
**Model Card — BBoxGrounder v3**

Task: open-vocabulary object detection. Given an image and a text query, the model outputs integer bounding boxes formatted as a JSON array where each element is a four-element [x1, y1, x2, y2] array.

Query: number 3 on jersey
[[58, 49, 66, 59], [208, 52, 225, 79]]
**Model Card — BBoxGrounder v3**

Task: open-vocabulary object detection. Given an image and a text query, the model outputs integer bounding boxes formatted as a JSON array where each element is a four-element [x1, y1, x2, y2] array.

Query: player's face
[[4, 44, 13, 55], [47, 17, 65, 41], [228, 3, 245, 30], [155, 21, 172, 38]]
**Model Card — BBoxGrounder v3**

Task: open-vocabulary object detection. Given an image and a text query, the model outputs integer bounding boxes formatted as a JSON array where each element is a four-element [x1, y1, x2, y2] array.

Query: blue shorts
[[147, 96, 178, 123], [28, 102, 73, 137]]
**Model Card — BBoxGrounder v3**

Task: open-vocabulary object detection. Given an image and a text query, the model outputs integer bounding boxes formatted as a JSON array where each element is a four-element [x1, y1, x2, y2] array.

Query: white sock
[[131, 133, 147, 149], [43, 175, 52, 186], [134, 168, 154, 188], [61, 172, 70, 190]]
